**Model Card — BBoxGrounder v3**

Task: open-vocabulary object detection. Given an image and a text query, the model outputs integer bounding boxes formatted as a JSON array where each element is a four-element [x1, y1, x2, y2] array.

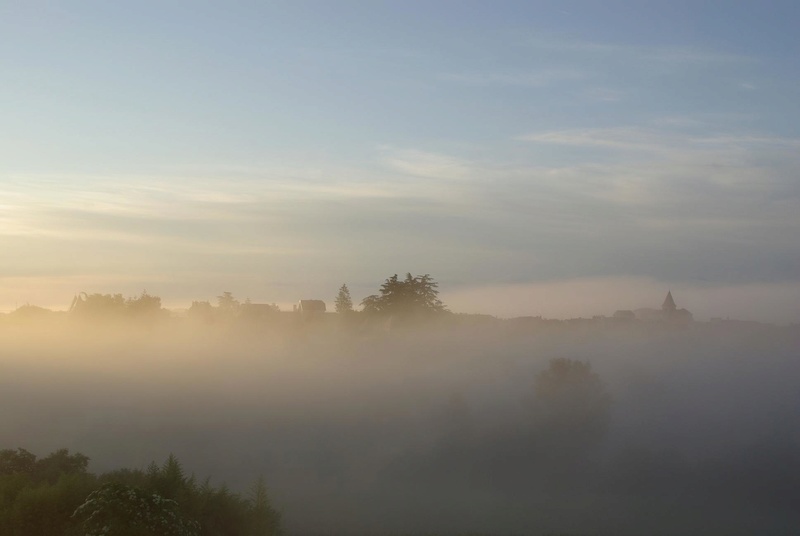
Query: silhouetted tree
[[360, 273, 446, 317], [33, 449, 89, 485], [0, 448, 36, 476], [126, 290, 163, 317], [70, 293, 126, 317], [72, 482, 200, 536], [0, 448, 88, 484], [188, 301, 215, 323], [150, 453, 187, 502], [0, 448, 95, 536], [216, 292, 240, 315], [334, 284, 353, 314], [8, 305, 53, 320], [360, 294, 382, 314], [248, 476, 281, 536], [532, 358, 612, 446], [1, 449, 282, 536], [412, 274, 444, 311]]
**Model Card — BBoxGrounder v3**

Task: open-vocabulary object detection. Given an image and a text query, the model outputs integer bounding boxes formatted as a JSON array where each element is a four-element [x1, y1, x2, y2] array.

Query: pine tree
[[335, 284, 353, 314], [249, 475, 282, 535]]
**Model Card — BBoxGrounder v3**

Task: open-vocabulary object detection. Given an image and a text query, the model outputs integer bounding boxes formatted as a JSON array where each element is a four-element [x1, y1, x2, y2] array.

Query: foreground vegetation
[[0, 448, 281, 536]]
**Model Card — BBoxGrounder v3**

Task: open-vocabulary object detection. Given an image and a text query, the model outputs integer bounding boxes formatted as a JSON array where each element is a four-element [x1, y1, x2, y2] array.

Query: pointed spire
[[662, 290, 676, 312]]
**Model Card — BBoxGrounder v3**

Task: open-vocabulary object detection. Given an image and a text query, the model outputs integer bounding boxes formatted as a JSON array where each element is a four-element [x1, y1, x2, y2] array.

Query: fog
[[2, 314, 799, 535], [444, 277, 800, 324], [5, 276, 800, 325]]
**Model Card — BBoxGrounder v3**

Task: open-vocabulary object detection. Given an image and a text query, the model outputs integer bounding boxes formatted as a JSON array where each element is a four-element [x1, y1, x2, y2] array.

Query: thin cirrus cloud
[[518, 127, 672, 152], [517, 124, 800, 209], [381, 148, 474, 182], [526, 35, 755, 65], [0, 160, 473, 270], [438, 69, 585, 87], [507, 121, 800, 287], [518, 125, 800, 162], [581, 87, 626, 102]]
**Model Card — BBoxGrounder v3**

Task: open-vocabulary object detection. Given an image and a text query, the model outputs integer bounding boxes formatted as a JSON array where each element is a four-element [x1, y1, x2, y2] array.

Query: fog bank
[[444, 277, 800, 323], [2, 317, 798, 535]]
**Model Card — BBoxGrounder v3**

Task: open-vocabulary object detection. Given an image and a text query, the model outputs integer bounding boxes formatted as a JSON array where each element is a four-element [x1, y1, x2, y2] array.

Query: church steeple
[[662, 291, 677, 312]]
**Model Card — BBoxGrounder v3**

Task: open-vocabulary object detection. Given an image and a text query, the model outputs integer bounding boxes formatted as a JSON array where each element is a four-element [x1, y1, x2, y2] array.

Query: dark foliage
[[69, 291, 165, 321], [361, 273, 446, 317], [0, 449, 281, 536]]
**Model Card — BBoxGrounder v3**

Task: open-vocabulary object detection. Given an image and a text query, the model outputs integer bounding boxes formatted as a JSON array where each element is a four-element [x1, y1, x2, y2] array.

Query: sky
[[1, 1, 799, 322]]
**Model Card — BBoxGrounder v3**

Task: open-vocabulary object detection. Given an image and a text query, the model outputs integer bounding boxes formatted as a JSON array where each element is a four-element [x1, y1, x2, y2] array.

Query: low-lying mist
[[2, 315, 798, 535]]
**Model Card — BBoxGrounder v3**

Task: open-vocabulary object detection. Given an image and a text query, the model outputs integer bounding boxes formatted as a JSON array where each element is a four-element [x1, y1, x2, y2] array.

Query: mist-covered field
[[2, 315, 798, 535]]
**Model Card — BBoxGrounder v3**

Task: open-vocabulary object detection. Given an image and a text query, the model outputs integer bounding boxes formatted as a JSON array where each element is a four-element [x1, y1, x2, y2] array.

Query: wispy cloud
[[518, 127, 673, 152], [651, 115, 707, 129], [528, 35, 755, 65], [0, 153, 483, 282], [650, 113, 759, 130], [513, 126, 800, 251], [581, 87, 625, 102], [438, 70, 584, 87], [519, 126, 800, 155], [688, 135, 800, 148], [380, 148, 473, 181]]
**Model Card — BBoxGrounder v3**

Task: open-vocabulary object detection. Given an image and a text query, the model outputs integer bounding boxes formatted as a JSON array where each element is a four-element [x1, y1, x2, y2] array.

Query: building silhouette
[[615, 291, 693, 323], [662, 290, 677, 313]]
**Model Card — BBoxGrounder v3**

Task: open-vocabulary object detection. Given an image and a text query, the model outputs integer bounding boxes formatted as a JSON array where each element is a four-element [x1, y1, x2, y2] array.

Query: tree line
[[3, 273, 449, 324], [0, 448, 281, 536]]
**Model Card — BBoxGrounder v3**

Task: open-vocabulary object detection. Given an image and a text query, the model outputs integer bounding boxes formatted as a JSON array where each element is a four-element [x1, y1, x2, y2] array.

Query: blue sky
[[2, 1, 799, 321]]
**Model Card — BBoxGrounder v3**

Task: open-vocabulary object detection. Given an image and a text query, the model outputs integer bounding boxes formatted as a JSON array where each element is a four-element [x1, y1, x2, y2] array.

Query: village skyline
[[3, 2, 799, 326], [2, 278, 792, 326]]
